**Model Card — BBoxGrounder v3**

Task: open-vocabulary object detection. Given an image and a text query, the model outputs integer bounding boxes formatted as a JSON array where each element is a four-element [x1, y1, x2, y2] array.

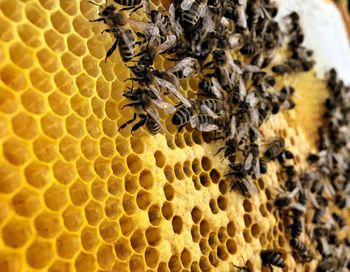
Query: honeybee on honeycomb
[[0, 0, 350, 271]]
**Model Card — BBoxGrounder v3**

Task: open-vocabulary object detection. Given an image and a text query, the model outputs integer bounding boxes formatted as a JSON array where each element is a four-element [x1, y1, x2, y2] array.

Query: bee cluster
[[268, 68, 350, 271], [90, 0, 350, 271]]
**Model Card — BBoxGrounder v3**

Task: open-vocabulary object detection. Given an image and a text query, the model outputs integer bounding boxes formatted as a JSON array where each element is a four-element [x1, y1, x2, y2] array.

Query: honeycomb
[[0, 0, 342, 271]]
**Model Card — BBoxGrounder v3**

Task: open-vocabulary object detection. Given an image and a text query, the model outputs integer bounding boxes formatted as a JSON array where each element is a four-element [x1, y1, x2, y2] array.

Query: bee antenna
[[88, 0, 102, 8]]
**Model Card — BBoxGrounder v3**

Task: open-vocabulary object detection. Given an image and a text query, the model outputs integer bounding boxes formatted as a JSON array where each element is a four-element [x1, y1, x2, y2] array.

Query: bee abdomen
[[172, 106, 192, 126], [114, 0, 141, 6], [182, 2, 200, 27], [146, 118, 160, 134], [290, 238, 307, 252], [118, 30, 135, 62]]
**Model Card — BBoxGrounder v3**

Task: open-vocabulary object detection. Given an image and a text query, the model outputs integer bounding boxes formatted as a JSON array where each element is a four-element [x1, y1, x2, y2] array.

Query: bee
[[240, 37, 262, 56], [264, 138, 285, 160], [271, 64, 290, 75], [316, 237, 332, 258], [127, 65, 192, 108], [312, 207, 324, 224], [171, 99, 223, 132], [205, 49, 243, 91], [260, 250, 285, 271], [119, 87, 175, 135], [227, 163, 258, 197], [90, 3, 137, 62], [274, 187, 299, 209]]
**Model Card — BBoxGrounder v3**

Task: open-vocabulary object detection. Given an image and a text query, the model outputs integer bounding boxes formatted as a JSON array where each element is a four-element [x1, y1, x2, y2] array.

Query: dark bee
[[119, 87, 174, 135], [227, 163, 258, 197], [271, 64, 290, 75], [264, 138, 285, 160], [240, 37, 261, 56], [260, 250, 285, 271], [332, 212, 345, 229], [90, 3, 137, 62]]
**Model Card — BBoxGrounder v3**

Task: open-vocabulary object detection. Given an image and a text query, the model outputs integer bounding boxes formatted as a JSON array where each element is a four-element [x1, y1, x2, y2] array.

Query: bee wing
[[211, 77, 224, 99], [152, 99, 176, 114], [145, 108, 168, 134], [242, 178, 258, 196], [236, 4, 247, 28], [228, 33, 243, 49], [159, 35, 177, 53], [199, 123, 218, 132], [249, 109, 260, 127], [120, 30, 135, 55], [254, 158, 260, 178], [237, 122, 248, 143], [168, 57, 198, 74], [244, 153, 253, 170], [245, 92, 258, 107], [200, 105, 218, 118], [239, 78, 247, 100], [180, 0, 195, 10], [229, 115, 236, 139], [190, 114, 198, 128], [146, 82, 162, 101], [154, 77, 192, 108], [142, 0, 150, 14]]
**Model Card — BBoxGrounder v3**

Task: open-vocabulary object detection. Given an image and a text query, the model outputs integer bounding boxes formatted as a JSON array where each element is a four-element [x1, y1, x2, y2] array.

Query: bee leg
[[203, 61, 214, 68], [129, 5, 143, 15], [89, 18, 106, 23], [121, 102, 141, 110], [268, 264, 274, 272], [119, 6, 135, 11], [105, 38, 119, 62], [119, 113, 137, 131], [177, 124, 187, 133], [131, 114, 147, 135], [214, 146, 225, 156], [101, 28, 118, 34]]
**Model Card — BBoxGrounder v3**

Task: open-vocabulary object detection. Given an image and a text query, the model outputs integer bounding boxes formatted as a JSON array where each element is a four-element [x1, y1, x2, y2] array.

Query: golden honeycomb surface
[[0, 0, 334, 271]]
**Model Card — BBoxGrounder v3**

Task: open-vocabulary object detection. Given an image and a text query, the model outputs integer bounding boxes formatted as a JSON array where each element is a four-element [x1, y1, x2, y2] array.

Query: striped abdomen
[[114, 0, 141, 6], [118, 29, 135, 62]]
